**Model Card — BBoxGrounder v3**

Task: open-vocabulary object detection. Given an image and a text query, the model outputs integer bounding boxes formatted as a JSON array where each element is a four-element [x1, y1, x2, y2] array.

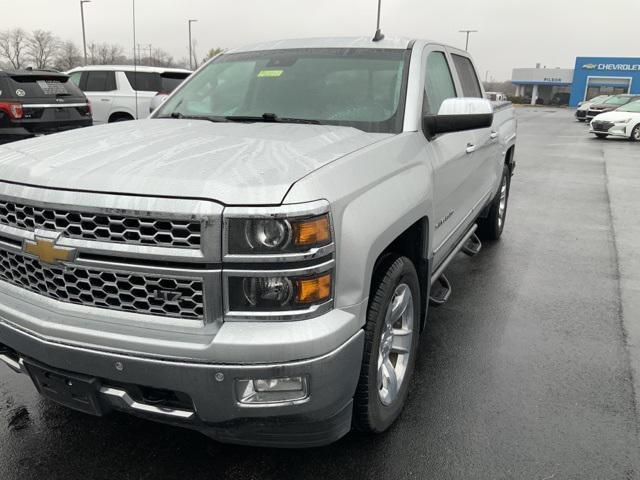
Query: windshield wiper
[[225, 113, 320, 125], [168, 112, 229, 122]]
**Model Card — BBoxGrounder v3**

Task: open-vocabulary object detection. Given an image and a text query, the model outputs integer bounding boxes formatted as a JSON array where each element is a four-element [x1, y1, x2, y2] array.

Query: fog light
[[236, 376, 308, 404]]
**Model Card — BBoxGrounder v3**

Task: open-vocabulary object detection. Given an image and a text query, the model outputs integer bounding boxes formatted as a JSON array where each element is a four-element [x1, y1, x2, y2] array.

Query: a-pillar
[[531, 84, 539, 105]]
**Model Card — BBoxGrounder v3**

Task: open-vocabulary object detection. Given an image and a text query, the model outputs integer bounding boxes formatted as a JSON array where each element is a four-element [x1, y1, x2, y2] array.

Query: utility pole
[[459, 29, 478, 51], [188, 19, 198, 70], [80, 0, 91, 65]]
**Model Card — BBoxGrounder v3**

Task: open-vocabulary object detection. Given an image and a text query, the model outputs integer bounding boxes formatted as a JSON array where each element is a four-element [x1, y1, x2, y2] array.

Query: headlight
[[228, 269, 333, 313], [615, 118, 632, 124], [223, 201, 335, 319], [228, 214, 331, 255]]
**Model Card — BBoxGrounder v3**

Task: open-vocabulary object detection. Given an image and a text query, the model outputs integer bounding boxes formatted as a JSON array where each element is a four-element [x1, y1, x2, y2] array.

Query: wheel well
[[371, 218, 430, 330], [108, 112, 134, 123], [505, 146, 516, 174]]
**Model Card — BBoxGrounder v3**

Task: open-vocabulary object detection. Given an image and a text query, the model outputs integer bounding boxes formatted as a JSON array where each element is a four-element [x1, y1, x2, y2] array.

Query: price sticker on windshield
[[257, 69, 284, 78]]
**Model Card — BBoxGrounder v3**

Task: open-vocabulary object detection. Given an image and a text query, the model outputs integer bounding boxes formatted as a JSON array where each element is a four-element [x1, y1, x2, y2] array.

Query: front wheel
[[630, 125, 640, 142], [477, 164, 511, 241], [353, 256, 420, 433]]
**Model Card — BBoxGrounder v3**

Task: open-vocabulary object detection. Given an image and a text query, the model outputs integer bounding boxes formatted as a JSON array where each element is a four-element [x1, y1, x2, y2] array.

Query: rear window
[[4, 75, 85, 99], [125, 72, 190, 93]]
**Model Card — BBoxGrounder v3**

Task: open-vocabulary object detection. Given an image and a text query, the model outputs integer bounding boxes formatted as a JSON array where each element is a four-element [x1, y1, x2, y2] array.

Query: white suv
[[67, 65, 191, 124]]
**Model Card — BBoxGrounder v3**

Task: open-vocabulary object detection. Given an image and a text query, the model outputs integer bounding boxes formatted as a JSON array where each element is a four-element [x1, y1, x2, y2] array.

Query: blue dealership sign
[[570, 57, 640, 106]]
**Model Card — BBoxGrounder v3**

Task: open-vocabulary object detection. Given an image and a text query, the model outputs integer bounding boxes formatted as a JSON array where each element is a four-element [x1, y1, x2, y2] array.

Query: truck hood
[[0, 119, 389, 205]]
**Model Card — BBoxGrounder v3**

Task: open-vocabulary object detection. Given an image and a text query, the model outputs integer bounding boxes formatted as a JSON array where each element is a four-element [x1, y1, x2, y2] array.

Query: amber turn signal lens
[[295, 273, 332, 304], [293, 215, 331, 247]]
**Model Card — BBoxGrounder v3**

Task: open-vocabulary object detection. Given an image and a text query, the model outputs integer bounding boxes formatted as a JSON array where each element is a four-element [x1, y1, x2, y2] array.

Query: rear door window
[[83, 71, 117, 92], [451, 54, 482, 98]]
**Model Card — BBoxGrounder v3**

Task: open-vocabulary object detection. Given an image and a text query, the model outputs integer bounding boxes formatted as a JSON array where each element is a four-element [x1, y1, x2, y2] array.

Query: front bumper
[[589, 123, 630, 138], [0, 320, 364, 447]]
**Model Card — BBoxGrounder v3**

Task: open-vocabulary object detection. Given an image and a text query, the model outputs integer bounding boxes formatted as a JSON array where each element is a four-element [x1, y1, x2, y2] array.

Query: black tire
[[477, 164, 510, 241], [353, 255, 420, 433], [109, 113, 134, 123], [595, 133, 608, 139], [630, 125, 640, 142]]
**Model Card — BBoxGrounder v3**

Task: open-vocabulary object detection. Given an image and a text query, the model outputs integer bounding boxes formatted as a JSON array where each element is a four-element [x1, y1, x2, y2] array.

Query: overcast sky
[[3, 0, 639, 80]]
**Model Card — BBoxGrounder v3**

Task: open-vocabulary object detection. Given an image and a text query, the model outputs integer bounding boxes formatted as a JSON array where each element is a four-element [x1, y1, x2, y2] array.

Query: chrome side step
[[462, 233, 482, 256], [429, 225, 478, 306], [429, 274, 451, 306]]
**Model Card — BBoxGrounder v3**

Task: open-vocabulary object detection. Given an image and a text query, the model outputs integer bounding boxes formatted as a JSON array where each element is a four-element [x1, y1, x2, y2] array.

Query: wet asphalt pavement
[[1, 108, 639, 479]]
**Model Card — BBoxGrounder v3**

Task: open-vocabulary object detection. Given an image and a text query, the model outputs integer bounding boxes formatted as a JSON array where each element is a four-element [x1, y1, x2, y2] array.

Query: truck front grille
[[0, 200, 201, 249], [0, 249, 204, 320]]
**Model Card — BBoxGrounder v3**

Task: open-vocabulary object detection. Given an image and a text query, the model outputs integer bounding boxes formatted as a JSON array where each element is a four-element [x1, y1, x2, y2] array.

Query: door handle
[[466, 143, 476, 154], [490, 131, 499, 139]]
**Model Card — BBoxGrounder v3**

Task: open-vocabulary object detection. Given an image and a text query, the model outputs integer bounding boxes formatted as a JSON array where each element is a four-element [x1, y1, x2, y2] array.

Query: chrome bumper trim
[[0, 352, 25, 374], [99, 386, 195, 420]]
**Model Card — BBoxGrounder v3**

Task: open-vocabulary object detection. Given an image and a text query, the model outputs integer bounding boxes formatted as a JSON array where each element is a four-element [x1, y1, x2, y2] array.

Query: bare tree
[[0, 28, 28, 69], [86, 42, 124, 65], [55, 40, 82, 71], [148, 48, 177, 68], [26, 29, 59, 69]]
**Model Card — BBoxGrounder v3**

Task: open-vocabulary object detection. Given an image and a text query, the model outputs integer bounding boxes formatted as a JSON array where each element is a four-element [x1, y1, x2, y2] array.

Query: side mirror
[[149, 94, 169, 115], [423, 98, 493, 137]]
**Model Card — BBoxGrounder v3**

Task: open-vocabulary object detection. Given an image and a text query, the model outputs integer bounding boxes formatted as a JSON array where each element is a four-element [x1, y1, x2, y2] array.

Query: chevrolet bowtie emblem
[[23, 237, 77, 265]]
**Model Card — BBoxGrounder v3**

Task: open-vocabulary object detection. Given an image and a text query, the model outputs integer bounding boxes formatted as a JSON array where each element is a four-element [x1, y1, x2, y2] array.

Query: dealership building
[[512, 57, 640, 107]]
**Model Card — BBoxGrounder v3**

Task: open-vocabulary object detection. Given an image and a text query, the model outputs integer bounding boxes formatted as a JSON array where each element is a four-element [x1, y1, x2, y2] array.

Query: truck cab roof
[[228, 36, 440, 53]]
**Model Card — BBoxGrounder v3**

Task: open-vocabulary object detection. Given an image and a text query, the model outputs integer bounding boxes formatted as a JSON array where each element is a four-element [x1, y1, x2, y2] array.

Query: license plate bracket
[[23, 360, 108, 416]]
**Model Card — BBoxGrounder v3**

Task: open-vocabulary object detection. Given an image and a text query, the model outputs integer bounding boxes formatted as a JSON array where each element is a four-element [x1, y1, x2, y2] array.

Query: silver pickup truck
[[0, 37, 516, 447]]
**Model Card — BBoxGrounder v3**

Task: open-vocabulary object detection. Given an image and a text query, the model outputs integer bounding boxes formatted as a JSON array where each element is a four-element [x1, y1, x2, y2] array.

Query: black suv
[[0, 69, 92, 144]]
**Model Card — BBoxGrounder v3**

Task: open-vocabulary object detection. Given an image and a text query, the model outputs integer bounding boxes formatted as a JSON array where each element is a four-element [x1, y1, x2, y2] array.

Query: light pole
[[188, 19, 198, 70], [459, 29, 478, 51], [80, 0, 91, 65]]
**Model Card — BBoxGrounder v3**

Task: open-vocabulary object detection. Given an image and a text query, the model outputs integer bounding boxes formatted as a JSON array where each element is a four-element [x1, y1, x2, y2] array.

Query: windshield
[[156, 48, 410, 133], [604, 96, 632, 106], [617, 101, 640, 113], [588, 95, 609, 103]]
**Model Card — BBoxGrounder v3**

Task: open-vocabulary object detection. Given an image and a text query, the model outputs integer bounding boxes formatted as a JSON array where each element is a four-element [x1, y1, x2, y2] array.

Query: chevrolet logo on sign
[[23, 237, 77, 265], [582, 64, 598, 70]]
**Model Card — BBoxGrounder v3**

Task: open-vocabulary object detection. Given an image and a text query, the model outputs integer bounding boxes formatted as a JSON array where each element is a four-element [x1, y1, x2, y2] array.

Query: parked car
[[575, 94, 610, 122], [586, 94, 640, 121], [0, 36, 517, 448], [590, 100, 640, 140], [485, 91, 507, 101], [66, 65, 191, 124], [0, 69, 92, 144], [550, 92, 570, 106]]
